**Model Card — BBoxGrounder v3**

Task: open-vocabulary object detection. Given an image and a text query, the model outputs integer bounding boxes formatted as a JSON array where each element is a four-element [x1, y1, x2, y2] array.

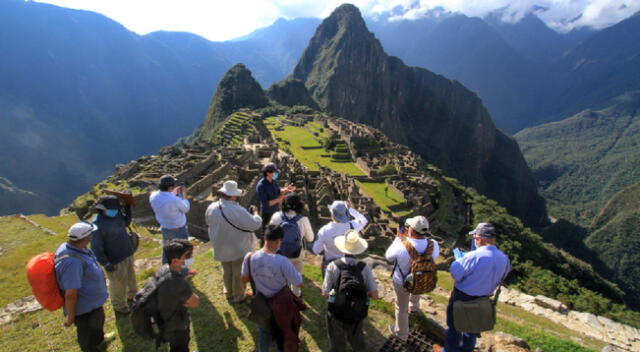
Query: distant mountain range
[[2, 0, 639, 221]]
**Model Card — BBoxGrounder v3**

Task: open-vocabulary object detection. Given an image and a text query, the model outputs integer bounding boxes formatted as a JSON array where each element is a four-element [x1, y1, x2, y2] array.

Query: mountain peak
[[197, 64, 267, 141]]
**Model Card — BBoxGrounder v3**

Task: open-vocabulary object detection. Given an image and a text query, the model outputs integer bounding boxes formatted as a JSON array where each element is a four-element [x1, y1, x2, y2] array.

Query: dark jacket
[[270, 287, 305, 352], [91, 205, 134, 267]]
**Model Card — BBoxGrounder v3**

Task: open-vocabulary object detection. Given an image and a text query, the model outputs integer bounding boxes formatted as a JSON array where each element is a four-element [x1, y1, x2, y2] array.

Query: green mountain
[[291, 4, 547, 227], [587, 183, 640, 306], [515, 91, 640, 226], [196, 64, 268, 142], [516, 91, 640, 307]]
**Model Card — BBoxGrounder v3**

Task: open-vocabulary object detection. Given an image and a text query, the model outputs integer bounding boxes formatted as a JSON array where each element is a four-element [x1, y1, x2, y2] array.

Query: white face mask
[[184, 257, 194, 268]]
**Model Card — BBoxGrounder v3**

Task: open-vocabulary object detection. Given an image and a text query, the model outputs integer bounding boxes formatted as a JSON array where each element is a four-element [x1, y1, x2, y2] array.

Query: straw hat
[[334, 230, 368, 255]]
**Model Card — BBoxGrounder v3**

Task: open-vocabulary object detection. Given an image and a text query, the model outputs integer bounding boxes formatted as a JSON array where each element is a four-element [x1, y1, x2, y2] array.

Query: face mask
[[272, 172, 279, 181], [184, 257, 194, 268], [105, 209, 118, 217]]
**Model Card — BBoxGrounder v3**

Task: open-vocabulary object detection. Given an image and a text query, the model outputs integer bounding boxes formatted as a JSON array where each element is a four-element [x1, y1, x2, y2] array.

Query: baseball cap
[[159, 175, 177, 188], [95, 195, 120, 211], [329, 200, 350, 223], [68, 222, 98, 241], [469, 222, 496, 238], [405, 216, 430, 235], [262, 163, 279, 173]]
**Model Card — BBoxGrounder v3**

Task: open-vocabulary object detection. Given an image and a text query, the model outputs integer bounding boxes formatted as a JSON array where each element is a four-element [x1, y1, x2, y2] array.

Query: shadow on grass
[[191, 287, 245, 352], [114, 311, 165, 352]]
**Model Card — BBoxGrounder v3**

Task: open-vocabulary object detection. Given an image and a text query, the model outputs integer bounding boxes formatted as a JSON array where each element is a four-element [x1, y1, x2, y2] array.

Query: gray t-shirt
[[322, 256, 378, 295], [241, 250, 302, 298]]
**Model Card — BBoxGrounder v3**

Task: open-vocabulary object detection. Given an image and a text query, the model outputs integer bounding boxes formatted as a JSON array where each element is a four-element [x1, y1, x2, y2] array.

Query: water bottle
[[328, 289, 336, 303]]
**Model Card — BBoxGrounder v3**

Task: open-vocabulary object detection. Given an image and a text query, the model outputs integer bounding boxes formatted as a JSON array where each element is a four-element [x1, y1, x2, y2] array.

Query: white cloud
[[33, 0, 640, 40]]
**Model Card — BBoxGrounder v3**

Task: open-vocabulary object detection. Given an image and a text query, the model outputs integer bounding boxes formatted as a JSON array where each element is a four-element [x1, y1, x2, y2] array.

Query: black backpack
[[130, 268, 174, 344], [277, 214, 303, 258], [328, 260, 369, 324]]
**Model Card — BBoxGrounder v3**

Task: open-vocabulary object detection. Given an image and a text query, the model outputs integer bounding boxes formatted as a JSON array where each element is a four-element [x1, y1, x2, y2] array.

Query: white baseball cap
[[68, 222, 98, 241], [405, 216, 430, 235]]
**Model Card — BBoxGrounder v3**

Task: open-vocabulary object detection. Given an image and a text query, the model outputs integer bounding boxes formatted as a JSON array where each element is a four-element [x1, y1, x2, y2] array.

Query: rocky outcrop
[[291, 4, 547, 227], [197, 64, 268, 141], [499, 287, 640, 351]]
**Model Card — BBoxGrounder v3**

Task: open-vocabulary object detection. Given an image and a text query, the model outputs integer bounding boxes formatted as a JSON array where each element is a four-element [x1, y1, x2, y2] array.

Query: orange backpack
[[26, 252, 85, 311]]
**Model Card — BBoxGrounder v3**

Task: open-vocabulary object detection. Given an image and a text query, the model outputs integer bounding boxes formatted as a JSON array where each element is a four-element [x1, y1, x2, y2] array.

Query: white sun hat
[[334, 230, 368, 255], [218, 180, 243, 197]]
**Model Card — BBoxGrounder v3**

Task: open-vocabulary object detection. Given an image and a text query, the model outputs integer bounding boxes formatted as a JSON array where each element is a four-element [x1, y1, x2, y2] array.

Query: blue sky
[[34, 0, 640, 41]]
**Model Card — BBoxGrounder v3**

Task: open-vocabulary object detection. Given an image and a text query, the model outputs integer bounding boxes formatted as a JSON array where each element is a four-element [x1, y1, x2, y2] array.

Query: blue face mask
[[272, 172, 279, 181], [105, 209, 119, 218]]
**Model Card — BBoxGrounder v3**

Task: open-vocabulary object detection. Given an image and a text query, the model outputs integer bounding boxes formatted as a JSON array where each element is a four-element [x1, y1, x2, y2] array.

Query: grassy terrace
[[264, 116, 412, 217], [264, 116, 365, 175], [355, 180, 412, 218]]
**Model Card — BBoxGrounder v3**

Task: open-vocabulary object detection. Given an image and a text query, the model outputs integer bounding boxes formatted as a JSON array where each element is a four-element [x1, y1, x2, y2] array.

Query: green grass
[[355, 180, 412, 217], [264, 117, 365, 176]]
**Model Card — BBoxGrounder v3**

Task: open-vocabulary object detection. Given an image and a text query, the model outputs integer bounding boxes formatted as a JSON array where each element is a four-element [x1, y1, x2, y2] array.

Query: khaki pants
[[288, 255, 304, 297], [107, 256, 137, 311], [222, 258, 245, 301], [391, 282, 421, 341]]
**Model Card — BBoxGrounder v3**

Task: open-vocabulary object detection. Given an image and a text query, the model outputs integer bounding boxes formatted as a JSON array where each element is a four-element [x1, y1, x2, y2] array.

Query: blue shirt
[[256, 177, 281, 215], [450, 245, 510, 297], [55, 243, 108, 316], [241, 250, 302, 298]]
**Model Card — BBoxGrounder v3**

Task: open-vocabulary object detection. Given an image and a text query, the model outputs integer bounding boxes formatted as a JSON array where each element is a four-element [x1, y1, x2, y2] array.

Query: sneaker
[[432, 344, 444, 352]]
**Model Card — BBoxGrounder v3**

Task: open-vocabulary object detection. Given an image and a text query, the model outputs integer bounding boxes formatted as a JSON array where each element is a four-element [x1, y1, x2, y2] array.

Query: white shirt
[[312, 207, 368, 261], [269, 211, 315, 244], [206, 199, 261, 262], [385, 236, 440, 286], [149, 191, 190, 229]]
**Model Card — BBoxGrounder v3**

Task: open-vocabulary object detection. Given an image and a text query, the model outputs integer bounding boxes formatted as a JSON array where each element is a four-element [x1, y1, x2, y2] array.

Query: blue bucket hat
[[329, 200, 350, 223]]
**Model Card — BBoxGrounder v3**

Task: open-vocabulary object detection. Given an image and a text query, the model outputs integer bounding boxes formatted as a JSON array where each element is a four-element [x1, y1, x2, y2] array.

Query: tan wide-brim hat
[[334, 230, 368, 255]]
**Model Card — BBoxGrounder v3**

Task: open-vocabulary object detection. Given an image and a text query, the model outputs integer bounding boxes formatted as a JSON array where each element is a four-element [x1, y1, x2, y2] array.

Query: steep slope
[[0, 0, 229, 214], [537, 12, 640, 125], [293, 4, 547, 227], [516, 91, 640, 226], [368, 14, 538, 133], [266, 77, 319, 109], [587, 183, 640, 306]]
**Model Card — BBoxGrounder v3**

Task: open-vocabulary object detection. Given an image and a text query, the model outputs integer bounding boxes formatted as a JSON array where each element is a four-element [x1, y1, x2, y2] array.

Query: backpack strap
[[219, 202, 254, 232], [247, 252, 257, 296]]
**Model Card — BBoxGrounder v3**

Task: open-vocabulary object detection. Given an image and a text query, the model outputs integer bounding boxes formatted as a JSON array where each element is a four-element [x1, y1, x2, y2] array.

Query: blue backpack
[[277, 213, 303, 258]]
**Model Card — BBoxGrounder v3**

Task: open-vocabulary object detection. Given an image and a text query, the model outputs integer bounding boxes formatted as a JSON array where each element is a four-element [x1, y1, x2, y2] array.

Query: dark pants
[[259, 212, 274, 247], [326, 314, 365, 352], [165, 329, 190, 352], [445, 289, 479, 352], [74, 306, 105, 352]]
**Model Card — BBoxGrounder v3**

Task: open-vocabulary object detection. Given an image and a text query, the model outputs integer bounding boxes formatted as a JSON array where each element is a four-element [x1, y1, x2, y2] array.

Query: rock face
[[266, 76, 319, 109], [292, 4, 547, 227], [197, 64, 268, 141]]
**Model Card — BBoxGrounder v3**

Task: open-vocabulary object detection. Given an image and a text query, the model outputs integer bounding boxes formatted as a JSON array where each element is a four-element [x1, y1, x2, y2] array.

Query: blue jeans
[[257, 326, 282, 352], [161, 226, 189, 276], [161, 226, 189, 263], [444, 289, 479, 352]]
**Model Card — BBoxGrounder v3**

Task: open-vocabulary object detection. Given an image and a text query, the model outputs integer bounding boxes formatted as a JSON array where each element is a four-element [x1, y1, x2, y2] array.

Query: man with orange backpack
[[55, 222, 110, 352], [385, 216, 439, 342]]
